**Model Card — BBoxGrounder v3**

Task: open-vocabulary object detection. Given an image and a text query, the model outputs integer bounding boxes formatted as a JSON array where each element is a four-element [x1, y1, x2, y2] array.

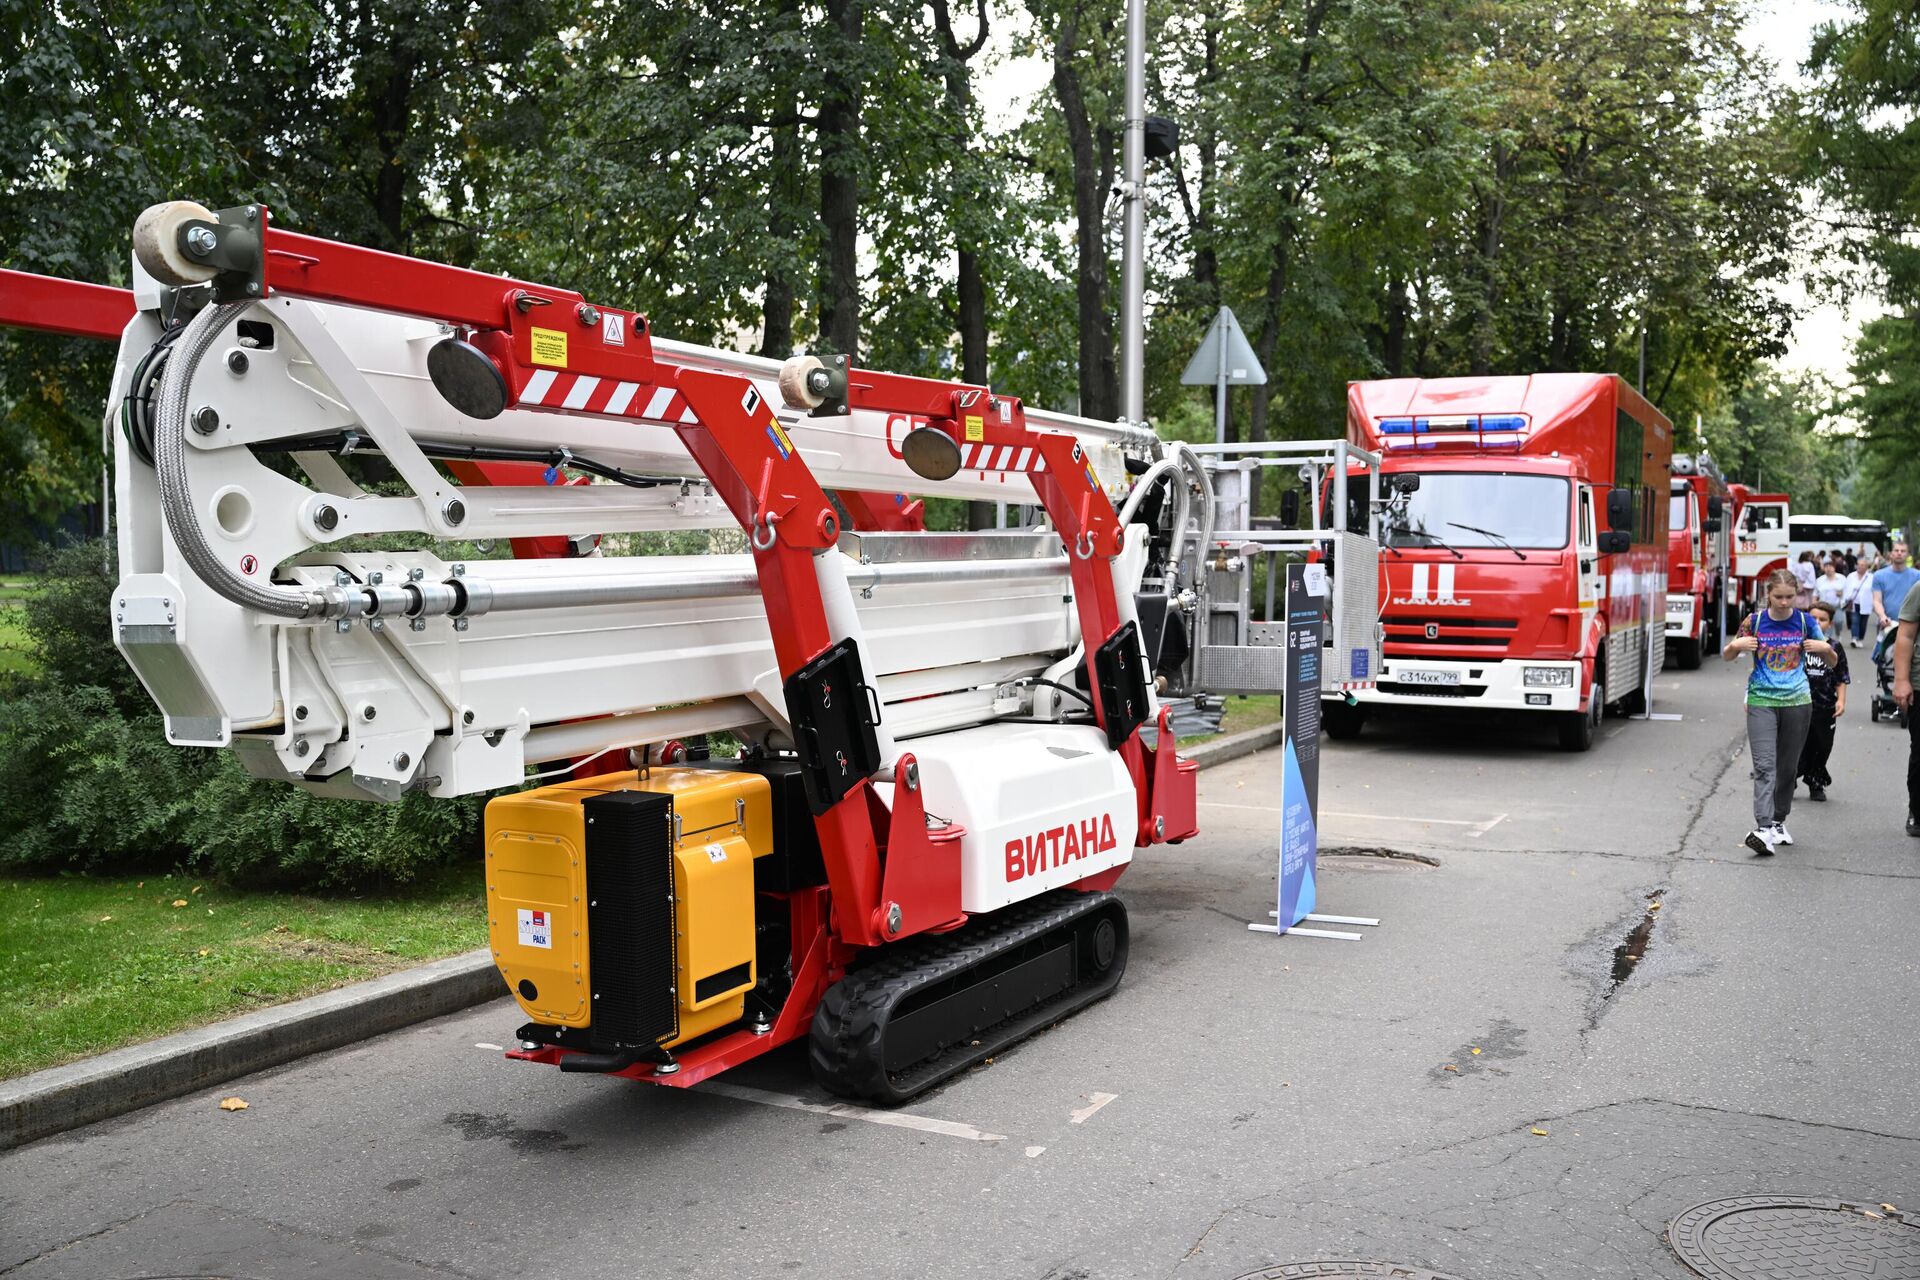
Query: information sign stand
[[1248, 563, 1381, 942]]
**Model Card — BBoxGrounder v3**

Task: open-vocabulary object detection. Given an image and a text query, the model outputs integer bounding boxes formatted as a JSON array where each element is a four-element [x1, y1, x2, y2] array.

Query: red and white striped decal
[[516, 371, 703, 425], [957, 442, 1049, 473]]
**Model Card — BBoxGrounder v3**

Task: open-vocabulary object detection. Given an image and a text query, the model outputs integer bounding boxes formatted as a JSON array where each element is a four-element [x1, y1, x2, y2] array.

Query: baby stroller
[[1869, 622, 1907, 727]]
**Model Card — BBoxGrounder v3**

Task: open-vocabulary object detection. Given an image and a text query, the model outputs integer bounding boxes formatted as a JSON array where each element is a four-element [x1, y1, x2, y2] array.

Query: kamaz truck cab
[[1328, 374, 1673, 751]]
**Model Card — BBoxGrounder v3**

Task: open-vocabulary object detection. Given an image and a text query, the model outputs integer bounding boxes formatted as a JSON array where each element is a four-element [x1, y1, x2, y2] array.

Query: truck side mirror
[[1744, 511, 1759, 533], [1598, 531, 1631, 554], [1704, 517, 1722, 534], [1606, 487, 1634, 532], [1393, 474, 1420, 494], [1707, 495, 1724, 518], [1279, 489, 1300, 529]]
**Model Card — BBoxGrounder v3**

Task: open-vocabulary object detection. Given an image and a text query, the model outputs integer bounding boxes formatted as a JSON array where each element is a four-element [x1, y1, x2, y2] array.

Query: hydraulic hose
[[154, 301, 330, 619]]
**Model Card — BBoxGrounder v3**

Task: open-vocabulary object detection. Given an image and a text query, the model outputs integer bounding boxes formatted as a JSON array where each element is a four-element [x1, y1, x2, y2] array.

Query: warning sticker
[[602, 312, 626, 346], [964, 415, 984, 442], [530, 327, 568, 368], [517, 908, 552, 949], [706, 843, 728, 863], [767, 419, 795, 460]]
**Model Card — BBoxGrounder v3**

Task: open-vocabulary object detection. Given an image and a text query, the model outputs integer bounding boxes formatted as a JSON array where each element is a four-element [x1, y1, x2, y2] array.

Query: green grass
[[0, 865, 487, 1079], [0, 575, 42, 676], [1179, 694, 1284, 746]]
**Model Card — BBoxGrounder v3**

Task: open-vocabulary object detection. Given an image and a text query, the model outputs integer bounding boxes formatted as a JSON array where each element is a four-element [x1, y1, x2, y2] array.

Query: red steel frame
[[0, 215, 1200, 1089]]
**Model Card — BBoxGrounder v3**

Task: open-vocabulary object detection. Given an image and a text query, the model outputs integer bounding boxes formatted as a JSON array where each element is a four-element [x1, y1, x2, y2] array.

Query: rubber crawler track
[[808, 889, 1129, 1104]]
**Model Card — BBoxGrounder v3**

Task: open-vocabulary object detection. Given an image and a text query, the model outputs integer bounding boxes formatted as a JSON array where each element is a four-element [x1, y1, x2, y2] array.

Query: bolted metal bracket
[[180, 204, 268, 304]]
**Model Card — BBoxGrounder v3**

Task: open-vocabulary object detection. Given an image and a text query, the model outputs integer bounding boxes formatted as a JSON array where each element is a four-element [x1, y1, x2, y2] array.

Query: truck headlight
[[1524, 667, 1574, 687]]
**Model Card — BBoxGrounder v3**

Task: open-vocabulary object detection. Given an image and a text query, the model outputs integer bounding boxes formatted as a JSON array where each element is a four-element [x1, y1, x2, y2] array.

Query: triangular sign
[[1180, 306, 1266, 387]]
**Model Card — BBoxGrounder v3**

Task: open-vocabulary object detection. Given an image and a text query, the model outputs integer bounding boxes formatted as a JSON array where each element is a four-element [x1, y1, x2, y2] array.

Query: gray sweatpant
[[1747, 702, 1812, 828]]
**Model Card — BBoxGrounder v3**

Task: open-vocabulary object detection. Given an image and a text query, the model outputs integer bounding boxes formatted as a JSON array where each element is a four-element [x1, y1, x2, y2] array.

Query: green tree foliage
[[1804, 0, 1920, 528], [1702, 370, 1853, 513]]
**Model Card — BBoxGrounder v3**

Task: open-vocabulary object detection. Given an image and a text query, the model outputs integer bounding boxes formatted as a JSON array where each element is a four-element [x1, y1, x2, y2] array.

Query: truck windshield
[[1383, 473, 1570, 550]]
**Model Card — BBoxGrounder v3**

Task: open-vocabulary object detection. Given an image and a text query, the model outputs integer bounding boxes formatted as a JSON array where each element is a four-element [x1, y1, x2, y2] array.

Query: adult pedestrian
[[1724, 567, 1838, 856], [1814, 559, 1849, 614], [1872, 541, 1920, 632], [1896, 583, 1920, 837], [1798, 602, 1850, 803], [1843, 560, 1871, 646]]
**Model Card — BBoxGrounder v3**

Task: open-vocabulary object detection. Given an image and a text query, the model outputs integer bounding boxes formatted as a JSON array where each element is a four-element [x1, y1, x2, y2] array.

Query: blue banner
[[1278, 563, 1326, 929]]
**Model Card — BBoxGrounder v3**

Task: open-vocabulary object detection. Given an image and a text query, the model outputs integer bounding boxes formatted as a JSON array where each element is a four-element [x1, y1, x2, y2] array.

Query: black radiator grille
[[583, 790, 678, 1048]]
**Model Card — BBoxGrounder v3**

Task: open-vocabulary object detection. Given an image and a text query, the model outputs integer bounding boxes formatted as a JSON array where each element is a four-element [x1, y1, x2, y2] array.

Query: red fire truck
[[1327, 374, 1674, 752], [1665, 453, 1732, 669], [1727, 485, 1791, 609]]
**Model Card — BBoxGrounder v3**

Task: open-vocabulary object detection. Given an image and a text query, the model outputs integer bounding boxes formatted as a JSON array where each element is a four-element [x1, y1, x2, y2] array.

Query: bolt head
[[885, 902, 903, 935], [335, 618, 352, 634], [368, 617, 384, 633], [184, 225, 218, 256], [462, 709, 476, 725], [409, 617, 426, 632], [362, 705, 377, 721], [903, 761, 919, 791], [1155, 816, 1166, 839], [191, 405, 219, 434], [576, 303, 600, 326], [293, 738, 310, 757], [245, 282, 260, 296], [226, 349, 249, 375], [442, 497, 466, 526], [393, 752, 411, 772], [454, 617, 470, 632], [294, 704, 309, 721], [368, 570, 384, 585]]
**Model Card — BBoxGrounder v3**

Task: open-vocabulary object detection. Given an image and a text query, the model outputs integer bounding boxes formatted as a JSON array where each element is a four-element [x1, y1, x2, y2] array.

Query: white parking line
[[1070, 1092, 1119, 1124], [473, 1042, 503, 1052], [699, 1082, 1007, 1143], [1471, 813, 1509, 837]]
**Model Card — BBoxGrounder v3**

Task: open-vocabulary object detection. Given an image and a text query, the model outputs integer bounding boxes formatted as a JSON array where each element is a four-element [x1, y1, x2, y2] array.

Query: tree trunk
[[1382, 275, 1409, 376], [760, 108, 802, 358], [818, 0, 864, 360], [1050, 4, 1117, 423], [365, 10, 418, 252]]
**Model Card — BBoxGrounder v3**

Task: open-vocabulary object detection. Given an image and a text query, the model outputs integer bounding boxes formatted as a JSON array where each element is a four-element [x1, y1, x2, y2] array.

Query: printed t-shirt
[[1737, 608, 1821, 707]]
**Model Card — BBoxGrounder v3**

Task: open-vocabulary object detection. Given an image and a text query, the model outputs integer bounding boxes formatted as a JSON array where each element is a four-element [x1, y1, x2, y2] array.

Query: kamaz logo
[[1006, 814, 1119, 881], [1391, 563, 1472, 607]]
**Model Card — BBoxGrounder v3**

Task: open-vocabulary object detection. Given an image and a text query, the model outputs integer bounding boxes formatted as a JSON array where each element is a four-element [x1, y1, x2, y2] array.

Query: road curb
[[1, 949, 503, 1151], [1180, 721, 1286, 769], [2, 732, 1282, 1151]]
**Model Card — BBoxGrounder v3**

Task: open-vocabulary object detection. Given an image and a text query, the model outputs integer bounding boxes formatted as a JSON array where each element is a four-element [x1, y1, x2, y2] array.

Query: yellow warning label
[[965, 415, 984, 442], [767, 418, 796, 460], [530, 327, 568, 368]]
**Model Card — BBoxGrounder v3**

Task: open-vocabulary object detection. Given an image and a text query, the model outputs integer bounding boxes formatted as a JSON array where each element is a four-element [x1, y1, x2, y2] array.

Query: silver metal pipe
[[1118, 0, 1147, 429]]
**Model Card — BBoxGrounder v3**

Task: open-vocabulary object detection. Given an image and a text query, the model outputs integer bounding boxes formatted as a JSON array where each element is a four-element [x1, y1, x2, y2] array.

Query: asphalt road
[[4, 654, 1916, 1280]]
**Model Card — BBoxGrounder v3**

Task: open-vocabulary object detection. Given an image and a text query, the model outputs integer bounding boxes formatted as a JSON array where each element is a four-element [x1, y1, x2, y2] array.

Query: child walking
[[1798, 602, 1850, 802], [1723, 568, 1838, 855]]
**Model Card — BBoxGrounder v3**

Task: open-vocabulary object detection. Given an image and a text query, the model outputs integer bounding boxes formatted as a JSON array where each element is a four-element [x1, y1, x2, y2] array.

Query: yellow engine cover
[[485, 767, 771, 1049]]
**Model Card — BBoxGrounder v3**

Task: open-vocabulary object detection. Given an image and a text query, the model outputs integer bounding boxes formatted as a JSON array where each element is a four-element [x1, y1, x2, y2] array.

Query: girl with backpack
[[1723, 567, 1840, 855]]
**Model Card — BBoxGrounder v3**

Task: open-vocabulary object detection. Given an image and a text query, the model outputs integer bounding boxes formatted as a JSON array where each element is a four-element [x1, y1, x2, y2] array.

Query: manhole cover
[[1668, 1196, 1920, 1278], [1231, 1266, 1468, 1280]]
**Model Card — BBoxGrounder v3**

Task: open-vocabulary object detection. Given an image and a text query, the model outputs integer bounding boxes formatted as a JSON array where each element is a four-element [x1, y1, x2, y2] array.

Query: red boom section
[[0, 269, 136, 341]]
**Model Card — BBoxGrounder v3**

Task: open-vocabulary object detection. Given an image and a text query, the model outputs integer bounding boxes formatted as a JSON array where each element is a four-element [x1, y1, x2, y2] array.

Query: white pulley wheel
[[132, 200, 221, 286], [778, 354, 826, 409]]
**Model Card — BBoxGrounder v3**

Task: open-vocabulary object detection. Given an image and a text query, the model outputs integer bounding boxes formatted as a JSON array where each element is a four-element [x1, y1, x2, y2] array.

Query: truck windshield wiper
[[1447, 521, 1528, 561], [1391, 528, 1463, 559]]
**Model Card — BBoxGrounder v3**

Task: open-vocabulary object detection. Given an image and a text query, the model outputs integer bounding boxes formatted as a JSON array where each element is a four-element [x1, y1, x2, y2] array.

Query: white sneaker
[[1744, 828, 1776, 857], [1769, 822, 1794, 847]]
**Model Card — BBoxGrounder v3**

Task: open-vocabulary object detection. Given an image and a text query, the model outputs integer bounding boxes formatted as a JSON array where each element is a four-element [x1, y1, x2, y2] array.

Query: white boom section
[[108, 273, 1163, 801]]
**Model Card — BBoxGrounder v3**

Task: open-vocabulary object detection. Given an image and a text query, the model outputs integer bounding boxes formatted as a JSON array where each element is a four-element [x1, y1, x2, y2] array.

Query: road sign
[[1180, 306, 1266, 443]]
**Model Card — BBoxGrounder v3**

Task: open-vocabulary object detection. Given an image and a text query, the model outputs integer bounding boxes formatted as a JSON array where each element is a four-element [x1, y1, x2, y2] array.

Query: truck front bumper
[[1666, 594, 1698, 639], [1331, 657, 1584, 714]]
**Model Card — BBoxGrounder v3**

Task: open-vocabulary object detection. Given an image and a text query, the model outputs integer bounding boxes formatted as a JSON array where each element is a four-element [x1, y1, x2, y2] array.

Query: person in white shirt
[[1814, 561, 1849, 614], [1843, 564, 1870, 646]]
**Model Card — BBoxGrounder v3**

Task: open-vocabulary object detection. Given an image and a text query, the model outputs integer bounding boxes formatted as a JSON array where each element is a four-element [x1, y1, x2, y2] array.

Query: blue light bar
[[1379, 417, 1418, 434], [1480, 415, 1527, 432]]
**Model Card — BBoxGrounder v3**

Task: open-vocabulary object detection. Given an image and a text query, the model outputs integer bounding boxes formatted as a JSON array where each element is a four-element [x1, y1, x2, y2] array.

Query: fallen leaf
[[1443, 1064, 1460, 1073], [198, 949, 210, 957], [1530, 1126, 1549, 1136], [1470, 1047, 1482, 1056], [136, 881, 144, 889], [218, 1097, 249, 1112], [191, 885, 203, 894], [98, 915, 113, 923], [171, 899, 188, 908], [1649, 901, 1662, 911]]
